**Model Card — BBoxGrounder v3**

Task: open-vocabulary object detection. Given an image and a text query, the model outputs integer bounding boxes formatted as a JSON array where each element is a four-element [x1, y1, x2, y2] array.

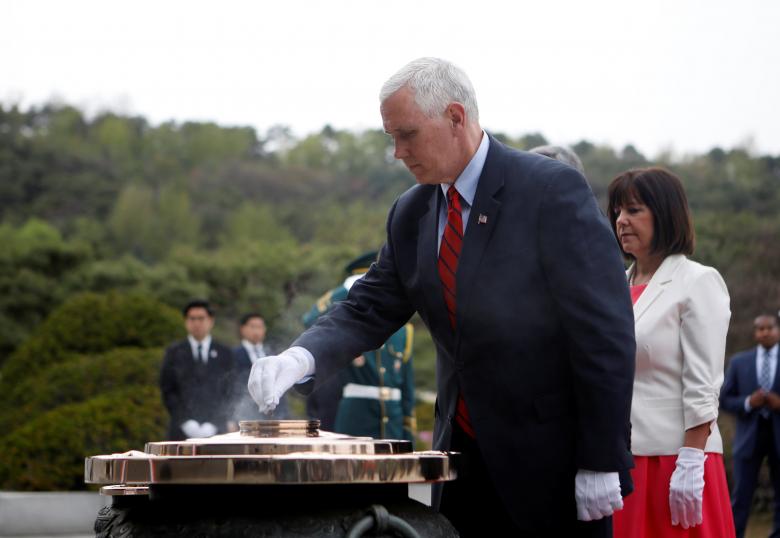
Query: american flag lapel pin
[[478, 214, 488, 224]]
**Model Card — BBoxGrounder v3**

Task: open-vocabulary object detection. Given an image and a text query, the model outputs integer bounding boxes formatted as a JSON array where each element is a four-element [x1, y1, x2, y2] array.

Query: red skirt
[[613, 453, 735, 538]]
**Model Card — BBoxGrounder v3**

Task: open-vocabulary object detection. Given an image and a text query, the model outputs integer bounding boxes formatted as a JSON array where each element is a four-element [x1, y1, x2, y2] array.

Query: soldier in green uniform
[[303, 252, 416, 442]]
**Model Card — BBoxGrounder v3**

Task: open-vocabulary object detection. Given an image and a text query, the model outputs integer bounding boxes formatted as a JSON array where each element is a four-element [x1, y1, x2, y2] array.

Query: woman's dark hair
[[607, 167, 695, 258]]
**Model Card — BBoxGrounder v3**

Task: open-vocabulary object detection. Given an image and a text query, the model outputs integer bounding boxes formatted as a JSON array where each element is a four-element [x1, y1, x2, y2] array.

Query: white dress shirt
[[437, 131, 489, 251], [745, 343, 779, 411], [188, 334, 212, 364], [242, 339, 266, 364]]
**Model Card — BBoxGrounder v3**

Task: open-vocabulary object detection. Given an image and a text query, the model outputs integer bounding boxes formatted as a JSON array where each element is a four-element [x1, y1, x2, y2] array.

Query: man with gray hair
[[248, 57, 635, 536], [530, 144, 585, 174]]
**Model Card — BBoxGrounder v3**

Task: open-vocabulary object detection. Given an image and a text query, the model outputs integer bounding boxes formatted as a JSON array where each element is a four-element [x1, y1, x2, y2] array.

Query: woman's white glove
[[669, 447, 706, 529], [247, 347, 314, 413], [575, 470, 623, 521]]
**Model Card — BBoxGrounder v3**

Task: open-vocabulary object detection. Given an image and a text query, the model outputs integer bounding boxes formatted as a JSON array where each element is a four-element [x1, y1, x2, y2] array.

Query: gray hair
[[529, 145, 585, 174], [379, 57, 479, 122]]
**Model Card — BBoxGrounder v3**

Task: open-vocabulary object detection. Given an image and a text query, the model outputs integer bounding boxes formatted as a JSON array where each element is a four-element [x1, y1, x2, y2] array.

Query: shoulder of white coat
[[679, 258, 728, 294]]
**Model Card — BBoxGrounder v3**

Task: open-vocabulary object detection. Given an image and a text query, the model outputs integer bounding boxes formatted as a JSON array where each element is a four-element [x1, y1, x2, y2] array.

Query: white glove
[[247, 347, 314, 414], [575, 470, 623, 521], [669, 447, 706, 529], [199, 422, 217, 437], [181, 419, 200, 438]]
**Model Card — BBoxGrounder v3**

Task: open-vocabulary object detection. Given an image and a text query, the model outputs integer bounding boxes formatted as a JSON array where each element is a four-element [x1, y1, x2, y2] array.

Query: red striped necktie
[[438, 186, 475, 438]]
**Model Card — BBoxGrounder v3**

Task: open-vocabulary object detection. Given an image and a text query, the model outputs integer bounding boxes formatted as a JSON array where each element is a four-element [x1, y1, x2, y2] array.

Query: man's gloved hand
[[199, 422, 217, 437], [248, 346, 315, 414], [669, 447, 706, 529], [181, 419, 200, 438], [575, 470, 623, 521]]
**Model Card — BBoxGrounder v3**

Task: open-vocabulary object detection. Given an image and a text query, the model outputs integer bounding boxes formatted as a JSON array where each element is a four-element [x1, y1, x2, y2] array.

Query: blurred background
[[0, 1, 778, 535]]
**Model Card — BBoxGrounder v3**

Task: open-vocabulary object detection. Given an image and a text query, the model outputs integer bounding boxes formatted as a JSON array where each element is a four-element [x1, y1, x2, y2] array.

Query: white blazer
[[629, 254, 730, 455]]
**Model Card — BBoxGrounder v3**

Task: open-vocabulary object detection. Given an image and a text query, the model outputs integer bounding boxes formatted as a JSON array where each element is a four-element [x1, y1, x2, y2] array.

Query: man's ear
[[446, 103, 467, 129]]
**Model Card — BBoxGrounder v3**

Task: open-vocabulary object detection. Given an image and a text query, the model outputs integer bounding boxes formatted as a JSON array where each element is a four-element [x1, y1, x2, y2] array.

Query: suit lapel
[[633, 255, 685, 323], [417, 188, 454, 344], [455, 141, 503, 329], [767, 347, 780, 393]]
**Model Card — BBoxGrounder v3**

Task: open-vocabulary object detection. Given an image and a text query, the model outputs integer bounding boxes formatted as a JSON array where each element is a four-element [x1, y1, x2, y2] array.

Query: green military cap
[[344, 251, 379, 275]]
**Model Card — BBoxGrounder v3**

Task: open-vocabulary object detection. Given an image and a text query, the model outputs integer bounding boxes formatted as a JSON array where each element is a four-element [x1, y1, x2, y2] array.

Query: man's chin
[[412, 173, 440, 185]]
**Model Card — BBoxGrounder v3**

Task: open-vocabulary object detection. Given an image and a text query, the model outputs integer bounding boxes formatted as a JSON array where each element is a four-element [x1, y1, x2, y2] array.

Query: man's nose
[[393, 141, 407, 160]]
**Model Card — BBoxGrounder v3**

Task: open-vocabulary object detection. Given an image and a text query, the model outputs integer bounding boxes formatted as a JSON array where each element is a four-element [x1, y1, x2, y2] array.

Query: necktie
[[196, 343, 204, 363], [760, 349, 773, 391], [438, 186, 463, 329], [760, 349, 772, 418], [438, 186, 475, 438]]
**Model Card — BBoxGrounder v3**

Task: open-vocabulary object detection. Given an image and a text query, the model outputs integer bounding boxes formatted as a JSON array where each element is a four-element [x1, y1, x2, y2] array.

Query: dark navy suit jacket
[[160, 339, 234, 440], [720, 347, 780, 459], [295, 136, 635, 532]]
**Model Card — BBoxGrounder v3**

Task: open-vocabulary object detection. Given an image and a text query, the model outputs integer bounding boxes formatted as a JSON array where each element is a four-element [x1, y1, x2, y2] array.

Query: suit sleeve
[[720, 355, 750, 416], [294, 199, 417, 390], [538, 166, 636, 472], [680, 268, 731, 429], [160, 346, 183, 427]]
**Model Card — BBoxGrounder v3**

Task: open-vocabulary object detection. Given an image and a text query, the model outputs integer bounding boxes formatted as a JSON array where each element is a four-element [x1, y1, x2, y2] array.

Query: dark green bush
[[0, 385, 166, 491], [0, 291, 182, 387], [0, 347, 162, 433]]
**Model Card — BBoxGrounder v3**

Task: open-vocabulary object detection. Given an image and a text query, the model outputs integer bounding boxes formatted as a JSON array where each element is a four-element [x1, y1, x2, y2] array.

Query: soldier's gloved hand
[[575, 470, 623, 521], [199, 422, 218, 437], [181, 419, 200, 438], [248, 347, 315, 414], [669, 447, 706, 529]]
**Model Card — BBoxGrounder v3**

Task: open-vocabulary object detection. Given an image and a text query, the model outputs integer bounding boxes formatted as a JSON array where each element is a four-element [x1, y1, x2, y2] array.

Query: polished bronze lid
[[239, 419, 320, 437], [85, 420, 456, 493]]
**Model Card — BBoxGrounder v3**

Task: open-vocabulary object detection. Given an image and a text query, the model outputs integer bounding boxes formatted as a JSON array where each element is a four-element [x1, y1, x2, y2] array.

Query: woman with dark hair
[[608, 168, 735, 537]]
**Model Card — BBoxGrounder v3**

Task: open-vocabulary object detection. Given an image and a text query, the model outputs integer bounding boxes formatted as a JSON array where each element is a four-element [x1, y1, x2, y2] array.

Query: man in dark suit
[[721, 314, 780, 538], [160, 299, 234, 440], [231, 312, 289, 422], [247, 57, 635, 536]]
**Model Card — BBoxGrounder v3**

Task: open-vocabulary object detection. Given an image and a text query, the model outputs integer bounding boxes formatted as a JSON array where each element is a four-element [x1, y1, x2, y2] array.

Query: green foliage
[[0, 219, 92, 363], [0, 347, 162, 433], [410, 317, 436, 392], [108, 184, 200, 261], [414, 401, 435, 450], [0, 291, 182, 387], [0, 291, 178, 491], [0, 385, 166, 491]]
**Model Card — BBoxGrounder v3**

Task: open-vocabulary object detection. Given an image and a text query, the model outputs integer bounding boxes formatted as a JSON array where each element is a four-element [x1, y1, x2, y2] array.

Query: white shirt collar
[[439, 130, 489, 208], [188, 334, 211, 361], [756, 343, 779, 390], [242, 339, 265, 360], [760, 343, 779, 359]]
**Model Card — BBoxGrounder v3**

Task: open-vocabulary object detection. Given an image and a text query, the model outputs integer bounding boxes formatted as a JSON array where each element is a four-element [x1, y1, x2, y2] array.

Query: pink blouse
[[630, 283, 648, 305]]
